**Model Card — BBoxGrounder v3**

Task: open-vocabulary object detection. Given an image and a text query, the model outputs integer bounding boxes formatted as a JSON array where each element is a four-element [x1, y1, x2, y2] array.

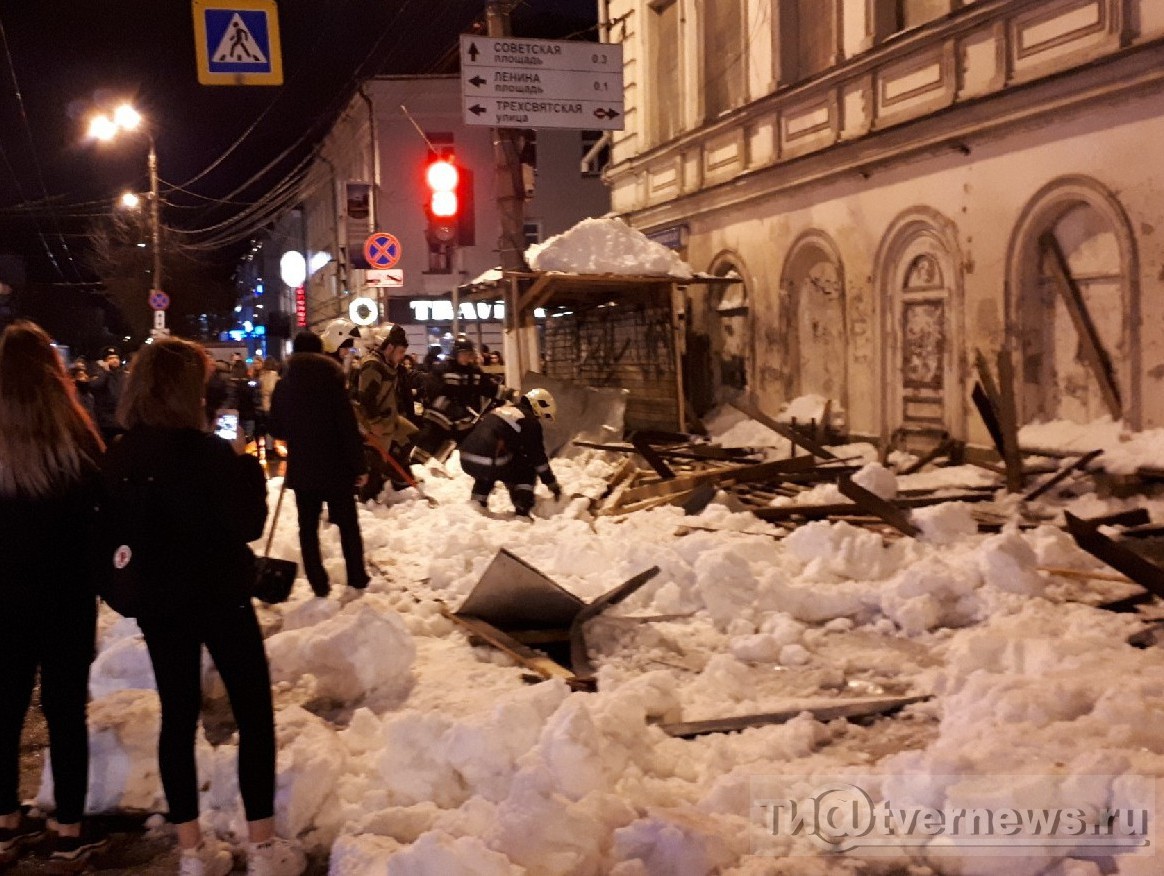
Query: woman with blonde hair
[[104, 337, 303, 876], [0, 320, 106, 869]]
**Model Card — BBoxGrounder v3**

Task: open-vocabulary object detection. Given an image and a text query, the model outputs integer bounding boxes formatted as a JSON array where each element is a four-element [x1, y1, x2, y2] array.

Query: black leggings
[[0, 597, 96, 824], [140, 602, 275, 825]]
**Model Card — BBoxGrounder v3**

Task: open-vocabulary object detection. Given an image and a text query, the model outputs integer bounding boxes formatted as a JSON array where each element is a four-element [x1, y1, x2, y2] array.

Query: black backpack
[[91, 470, 157, 618]]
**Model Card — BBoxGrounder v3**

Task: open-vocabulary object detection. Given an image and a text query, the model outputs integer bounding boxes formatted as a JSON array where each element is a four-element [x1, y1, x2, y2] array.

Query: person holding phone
[[102, 338, 304, 876]]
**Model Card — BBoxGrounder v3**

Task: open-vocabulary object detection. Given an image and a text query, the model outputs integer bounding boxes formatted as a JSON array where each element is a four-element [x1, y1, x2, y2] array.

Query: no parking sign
[[148, 290, 170, 311], [364, 232, 401, 269]]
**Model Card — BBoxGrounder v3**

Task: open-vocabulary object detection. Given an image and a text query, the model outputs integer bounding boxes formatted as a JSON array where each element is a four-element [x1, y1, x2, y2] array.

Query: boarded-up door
[[890, 239, 960, 435]]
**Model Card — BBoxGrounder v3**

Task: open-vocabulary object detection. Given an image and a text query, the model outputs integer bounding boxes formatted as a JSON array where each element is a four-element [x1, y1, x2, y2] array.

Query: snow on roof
[[525, 216, 695, 279]]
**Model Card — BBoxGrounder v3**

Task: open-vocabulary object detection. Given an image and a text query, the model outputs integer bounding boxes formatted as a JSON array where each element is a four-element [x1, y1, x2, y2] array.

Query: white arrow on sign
[[461, 35, 622, 74]]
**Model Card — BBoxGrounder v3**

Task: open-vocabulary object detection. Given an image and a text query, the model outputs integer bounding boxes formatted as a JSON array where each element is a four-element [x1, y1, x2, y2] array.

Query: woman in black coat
[[103, 338, 304, 876], [0, 321, 104, 868]]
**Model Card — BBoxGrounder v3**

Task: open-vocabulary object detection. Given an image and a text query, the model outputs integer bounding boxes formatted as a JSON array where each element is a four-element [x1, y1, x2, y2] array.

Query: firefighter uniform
[[459, 398, 560, 516]]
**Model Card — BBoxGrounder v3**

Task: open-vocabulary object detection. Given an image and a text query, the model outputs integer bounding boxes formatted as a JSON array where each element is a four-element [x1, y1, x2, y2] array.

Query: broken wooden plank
[[995, 348, 1025, 494], [1040, 232, 1122, 419], [732, 401, 839, 459], [837, 476, 920, 537], [570, 566, 660, 678], [631, 432, 676, 479], [972, 378, 1006, 461], [768, 421, 839, 460], [680, 482, 717, 515], [898, 436, 957, 476], [1065, 511, 1164, 600], [602, 489, 697, 517], [659, 695, 931, 738], [1023, 449, 1103, 501], [443, 610, 577, 682], [617, 455, 818, 507], [751, 490, 994, 522]]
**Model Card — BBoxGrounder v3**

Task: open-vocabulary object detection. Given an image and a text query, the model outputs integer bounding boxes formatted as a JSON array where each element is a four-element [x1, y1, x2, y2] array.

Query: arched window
[[1008, 177, 1138, 427], [780, 233, 847, 409]]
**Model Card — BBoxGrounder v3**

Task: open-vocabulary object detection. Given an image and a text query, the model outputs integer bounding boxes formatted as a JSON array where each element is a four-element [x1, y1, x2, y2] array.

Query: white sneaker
[[247, 836, 305, 876], [179, 837, 233, 876]]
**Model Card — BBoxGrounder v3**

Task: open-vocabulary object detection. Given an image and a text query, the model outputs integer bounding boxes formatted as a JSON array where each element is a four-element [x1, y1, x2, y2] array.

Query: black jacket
[[458, 401, 558, 487], [100, 427, 267, 621], [423, 360, 496, 431], [0, 462, 102, 609], [268, 352, 366, 493], [88, 366, 127, 432]]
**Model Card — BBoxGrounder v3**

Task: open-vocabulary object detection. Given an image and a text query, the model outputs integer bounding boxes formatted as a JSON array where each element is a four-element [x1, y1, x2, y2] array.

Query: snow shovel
[[367, 432, 438, 506], [253, 479, 297, 604]]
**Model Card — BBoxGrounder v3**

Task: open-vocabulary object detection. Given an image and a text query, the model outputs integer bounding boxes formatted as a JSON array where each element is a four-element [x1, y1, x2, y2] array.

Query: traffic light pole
[[486, 0, 525, 273], [487, 0, 541, 386]]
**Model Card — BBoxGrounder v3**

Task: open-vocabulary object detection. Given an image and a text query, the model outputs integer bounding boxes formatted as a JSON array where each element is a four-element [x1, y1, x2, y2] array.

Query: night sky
[[0, 1, 597, 287]]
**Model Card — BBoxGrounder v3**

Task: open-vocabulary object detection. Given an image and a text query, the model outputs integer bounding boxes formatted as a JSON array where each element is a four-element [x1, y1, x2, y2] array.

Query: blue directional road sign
[[193, 0, 283, 86]]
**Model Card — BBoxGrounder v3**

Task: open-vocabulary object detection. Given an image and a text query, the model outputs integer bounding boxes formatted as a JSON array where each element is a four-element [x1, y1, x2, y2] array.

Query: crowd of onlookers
[[0, 320, 549, 876]]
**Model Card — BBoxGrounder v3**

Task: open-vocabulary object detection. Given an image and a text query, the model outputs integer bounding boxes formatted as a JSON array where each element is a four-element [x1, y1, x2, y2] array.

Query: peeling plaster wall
[[677, 92, 1164, 443]]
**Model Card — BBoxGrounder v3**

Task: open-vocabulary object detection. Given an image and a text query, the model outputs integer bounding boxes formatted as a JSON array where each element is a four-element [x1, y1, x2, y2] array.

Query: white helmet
[[320, 318, 361, 354], [525, 388, 557, 422]]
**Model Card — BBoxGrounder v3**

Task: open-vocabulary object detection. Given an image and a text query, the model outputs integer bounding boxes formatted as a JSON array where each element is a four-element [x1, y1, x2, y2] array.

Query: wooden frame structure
[[460, 271, 741, 432]]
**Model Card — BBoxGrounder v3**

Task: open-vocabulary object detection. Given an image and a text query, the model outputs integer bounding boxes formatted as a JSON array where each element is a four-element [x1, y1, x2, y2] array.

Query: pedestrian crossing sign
[[192, 0, 283, 86]]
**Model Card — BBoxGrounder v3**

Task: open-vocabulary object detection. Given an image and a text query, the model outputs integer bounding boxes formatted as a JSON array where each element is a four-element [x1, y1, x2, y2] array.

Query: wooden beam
[[443, 610, 577, 683], [752, 489, 993, 522], [1023, 449, 1103, 501], [994, 348, 1024, 493], [732, 401, 838, 459], [659, 695, 930, 738], [617, 455, 818, 506], [517, 273, 554, 314], [837, 476, 920, 537], [631, 432, 675, 479], [1039, 232, 1122, 419]]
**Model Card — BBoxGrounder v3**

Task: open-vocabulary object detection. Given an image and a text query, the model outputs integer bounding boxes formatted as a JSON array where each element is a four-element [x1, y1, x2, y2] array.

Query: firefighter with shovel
[[355, 323, 421, 502]]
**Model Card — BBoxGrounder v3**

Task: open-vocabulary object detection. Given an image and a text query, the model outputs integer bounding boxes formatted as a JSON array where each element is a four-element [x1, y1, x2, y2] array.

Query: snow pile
[[1020, 415, 1164, 474], [56, 402, 1164, 874], [525, 216, 695, 279], [266, 600, 416, 707]]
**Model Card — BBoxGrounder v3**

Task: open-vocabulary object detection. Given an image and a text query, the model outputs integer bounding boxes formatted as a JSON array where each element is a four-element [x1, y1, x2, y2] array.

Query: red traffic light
[[426, 158, 459, 219]]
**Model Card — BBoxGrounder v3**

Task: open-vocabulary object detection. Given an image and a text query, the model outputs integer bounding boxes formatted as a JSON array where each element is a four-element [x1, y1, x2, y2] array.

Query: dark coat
[[423, 360, 496, 431], [0, 462, 103, 610], [88, 366, 127, 432], [268, 352, 366, 493], [100, 427, 266, 621], [458, 401, 558, 487]]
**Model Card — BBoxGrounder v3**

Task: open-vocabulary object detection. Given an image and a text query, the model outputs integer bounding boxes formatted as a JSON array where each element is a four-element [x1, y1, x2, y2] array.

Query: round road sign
[[148, 289, 170, 311], [364, 232, 401, 269]]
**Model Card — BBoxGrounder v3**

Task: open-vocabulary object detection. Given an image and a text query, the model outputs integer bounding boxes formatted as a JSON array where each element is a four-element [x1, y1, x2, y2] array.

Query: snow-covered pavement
[[43, 409, 1164, 875]]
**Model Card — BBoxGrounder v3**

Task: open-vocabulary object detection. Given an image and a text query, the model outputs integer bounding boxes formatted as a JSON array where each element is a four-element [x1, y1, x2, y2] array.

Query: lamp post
[[89, 103, 165, 332]]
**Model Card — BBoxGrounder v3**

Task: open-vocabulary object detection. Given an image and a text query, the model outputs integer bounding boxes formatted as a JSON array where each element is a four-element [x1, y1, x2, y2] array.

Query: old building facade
[[603, 0, 1164, 446]]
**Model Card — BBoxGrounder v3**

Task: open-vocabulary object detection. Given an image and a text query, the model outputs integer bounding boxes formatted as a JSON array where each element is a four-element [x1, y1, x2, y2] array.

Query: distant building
[[605, 0, 1164, 447], [242, 74, 610, 356]]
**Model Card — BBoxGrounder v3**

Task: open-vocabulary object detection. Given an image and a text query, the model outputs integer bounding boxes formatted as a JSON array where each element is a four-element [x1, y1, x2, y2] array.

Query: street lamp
[[88, 103, 164, 331]]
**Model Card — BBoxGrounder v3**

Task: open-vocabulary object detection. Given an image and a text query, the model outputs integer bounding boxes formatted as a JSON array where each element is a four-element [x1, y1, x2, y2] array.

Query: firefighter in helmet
[[458, 387, 561, 516], [354, 323, 417, 501], [412, 335, 499, 463]]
